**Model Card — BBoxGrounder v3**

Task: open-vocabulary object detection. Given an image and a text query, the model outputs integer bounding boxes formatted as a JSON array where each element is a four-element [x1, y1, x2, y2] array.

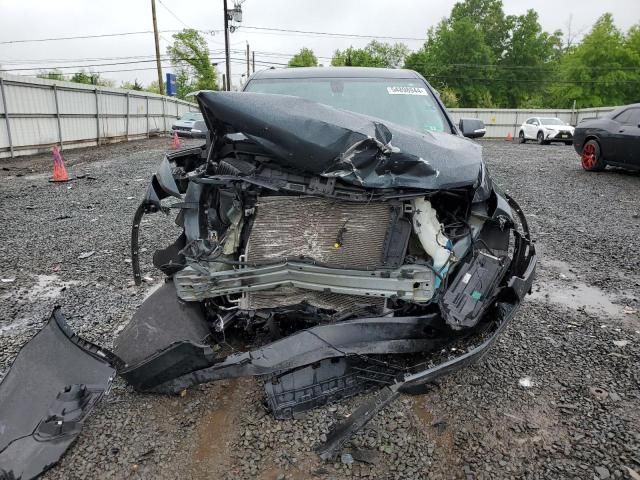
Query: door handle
[[619, 129, 625, 133]]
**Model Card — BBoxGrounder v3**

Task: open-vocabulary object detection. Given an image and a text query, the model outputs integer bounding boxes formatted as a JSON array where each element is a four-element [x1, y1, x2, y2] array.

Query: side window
[[625, 109, 640, 126], [525, 118, 533, 125], [615, 110, 632, 124], [532, 119, 539, 126]]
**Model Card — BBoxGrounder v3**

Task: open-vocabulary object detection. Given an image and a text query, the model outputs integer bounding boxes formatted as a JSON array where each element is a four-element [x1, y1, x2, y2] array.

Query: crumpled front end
[[0, 92, 536, 476], [122, 92, 536, 434]]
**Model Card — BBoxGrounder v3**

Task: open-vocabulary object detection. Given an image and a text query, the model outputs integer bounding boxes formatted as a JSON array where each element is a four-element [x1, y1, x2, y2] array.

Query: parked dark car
[[573, 103, 640, 171]]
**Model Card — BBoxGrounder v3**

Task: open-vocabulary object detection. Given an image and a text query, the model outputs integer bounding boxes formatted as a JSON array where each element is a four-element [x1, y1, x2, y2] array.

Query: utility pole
[[151, 0, 164, 95], [252, 51, 255, 73], [223, 0, 231, 91], [246, 43, 250, 79]]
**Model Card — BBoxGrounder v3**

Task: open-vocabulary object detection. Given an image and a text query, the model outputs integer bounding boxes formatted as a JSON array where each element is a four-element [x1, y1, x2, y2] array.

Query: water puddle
[[25, 274, 80, 301], [529, 256, 636, 319], [0, 317, 35, 334]]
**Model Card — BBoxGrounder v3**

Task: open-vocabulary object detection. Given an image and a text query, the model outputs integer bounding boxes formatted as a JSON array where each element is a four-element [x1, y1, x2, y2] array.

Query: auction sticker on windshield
[[387, 86, 429, 96]]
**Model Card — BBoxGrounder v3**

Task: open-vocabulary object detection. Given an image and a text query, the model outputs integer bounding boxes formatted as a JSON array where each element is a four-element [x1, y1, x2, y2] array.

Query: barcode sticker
[[387, 86, 429, 96]]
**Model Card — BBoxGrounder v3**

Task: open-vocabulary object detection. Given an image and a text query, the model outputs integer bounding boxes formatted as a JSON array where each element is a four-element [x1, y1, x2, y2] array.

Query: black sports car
[[574, 103, 640, 171]]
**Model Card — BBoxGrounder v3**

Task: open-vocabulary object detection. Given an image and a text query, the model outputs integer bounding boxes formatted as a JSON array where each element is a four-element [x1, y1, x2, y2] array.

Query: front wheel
[[581, 140, 606, 171], [518, 131, 526, 144], [537, 131, 548, 145]]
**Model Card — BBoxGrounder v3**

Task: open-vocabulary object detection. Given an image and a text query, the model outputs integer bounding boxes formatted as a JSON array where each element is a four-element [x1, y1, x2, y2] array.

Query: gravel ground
[[0, 138, 639, 480]]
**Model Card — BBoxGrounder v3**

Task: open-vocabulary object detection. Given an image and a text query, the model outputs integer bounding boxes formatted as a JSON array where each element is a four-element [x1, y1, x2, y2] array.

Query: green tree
[[167, 28, 218, 98], [37, 70, 66, 81], [288, 48, 318, 67], [331, 41, 409, 68], [498, 10, 563, 107], [404, 0, 563, 108], [144, 81, 160, 94], [449, 0, 510, 60], [438, 86, 460, 108], [121, 79, 144, 91], [549, 14, 640, 107], [405, 16, 496, 107], [68, 70, 114, 87]]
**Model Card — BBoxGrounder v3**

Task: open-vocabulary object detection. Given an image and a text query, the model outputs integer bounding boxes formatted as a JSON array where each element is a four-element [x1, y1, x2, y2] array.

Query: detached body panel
[[0, 310, 116, 480]]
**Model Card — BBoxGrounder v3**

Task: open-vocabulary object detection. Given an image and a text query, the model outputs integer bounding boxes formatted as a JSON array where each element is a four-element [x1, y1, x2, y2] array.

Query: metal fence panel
[[0, 73, 197, 159], [0, 72, 623, 159], [449, 107, 616, 138]]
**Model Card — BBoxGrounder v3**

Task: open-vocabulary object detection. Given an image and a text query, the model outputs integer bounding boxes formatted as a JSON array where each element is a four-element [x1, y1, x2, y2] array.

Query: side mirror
[[459, 118, 486, 139], [191, 120, 208, 138]]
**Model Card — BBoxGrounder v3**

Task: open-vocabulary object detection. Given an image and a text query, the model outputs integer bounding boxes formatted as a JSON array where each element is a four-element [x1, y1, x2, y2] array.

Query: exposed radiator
[[244, 196, 391, 312]]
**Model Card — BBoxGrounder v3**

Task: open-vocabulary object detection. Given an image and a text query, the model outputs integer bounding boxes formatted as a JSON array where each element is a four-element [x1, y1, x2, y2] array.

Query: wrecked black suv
[[0, 68, 535, 479]]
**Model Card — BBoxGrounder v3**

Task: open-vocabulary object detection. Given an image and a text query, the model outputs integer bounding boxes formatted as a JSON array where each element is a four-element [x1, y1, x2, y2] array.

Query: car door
[[529, 118, 540, 139], [616, 108, 640, 166], [522, 118, 531, 138], [523, 118, 533, 139]]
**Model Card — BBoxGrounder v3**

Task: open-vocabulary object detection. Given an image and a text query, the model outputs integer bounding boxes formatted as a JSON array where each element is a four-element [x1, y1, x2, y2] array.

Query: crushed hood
[[197, 91, 483, 190]]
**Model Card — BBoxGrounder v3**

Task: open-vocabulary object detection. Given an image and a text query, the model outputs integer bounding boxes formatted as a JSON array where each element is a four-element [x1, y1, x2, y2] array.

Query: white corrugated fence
[[0, 73, 620, 159], [0, 73, 197, 159], [448, 107, 617, 138]]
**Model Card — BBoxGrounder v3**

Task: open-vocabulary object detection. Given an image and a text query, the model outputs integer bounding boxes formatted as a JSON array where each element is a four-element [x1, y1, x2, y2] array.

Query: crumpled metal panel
[[196, 91, 483, 190]]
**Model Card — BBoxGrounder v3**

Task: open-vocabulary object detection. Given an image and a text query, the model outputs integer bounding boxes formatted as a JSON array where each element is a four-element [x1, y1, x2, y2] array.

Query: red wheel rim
[[582, 144, 596, 169]]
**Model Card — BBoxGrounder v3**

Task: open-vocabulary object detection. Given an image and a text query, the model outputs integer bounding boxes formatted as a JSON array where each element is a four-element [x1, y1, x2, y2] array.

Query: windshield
[[244, 77, 451, 135], [179, 112, 203, 121], [540, 118, 565, 126]]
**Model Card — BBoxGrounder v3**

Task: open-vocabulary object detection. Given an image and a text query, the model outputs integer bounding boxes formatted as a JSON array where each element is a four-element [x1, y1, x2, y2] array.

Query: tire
[[518, 131, 526, 144], [565, 141, 572, 146], [537, 131, 548, 145], [581, 139, 606, 171]]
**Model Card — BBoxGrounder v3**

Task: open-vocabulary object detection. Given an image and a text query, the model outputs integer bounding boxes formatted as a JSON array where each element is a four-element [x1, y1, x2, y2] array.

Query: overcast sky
[[0, 0, 638, 88]]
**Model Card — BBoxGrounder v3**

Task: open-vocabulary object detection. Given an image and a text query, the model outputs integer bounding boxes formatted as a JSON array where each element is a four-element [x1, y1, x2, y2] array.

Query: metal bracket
[[174, 261, 435, 303]]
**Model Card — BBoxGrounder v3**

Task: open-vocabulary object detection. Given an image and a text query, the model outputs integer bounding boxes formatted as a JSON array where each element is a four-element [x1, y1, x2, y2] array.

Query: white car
[[518, 117, 575, 145]]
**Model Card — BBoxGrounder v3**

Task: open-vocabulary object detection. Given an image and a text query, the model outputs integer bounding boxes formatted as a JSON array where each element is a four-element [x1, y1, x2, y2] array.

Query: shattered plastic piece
[[341, 453, 354, 465], [613, 340, 629, 347], [0, 278, 15, 283], [518, 376, 533, 388], [77, 251, 95, 259], [0, 309, 116, 480], [625, 466, 640, 480]]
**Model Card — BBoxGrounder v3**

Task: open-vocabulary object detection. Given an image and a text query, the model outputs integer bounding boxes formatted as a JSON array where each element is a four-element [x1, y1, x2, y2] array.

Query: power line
[[0, 30, 185, 45], [240, 25, 425, 42], [157, 0, 191, 29], [4, 57, 285, 77]]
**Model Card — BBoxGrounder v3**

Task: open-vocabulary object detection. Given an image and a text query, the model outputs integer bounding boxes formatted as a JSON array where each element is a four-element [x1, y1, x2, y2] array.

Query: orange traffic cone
[[51, 146, 69, 182], [505, 132, 513, 141], [171, 131, 181, 150]]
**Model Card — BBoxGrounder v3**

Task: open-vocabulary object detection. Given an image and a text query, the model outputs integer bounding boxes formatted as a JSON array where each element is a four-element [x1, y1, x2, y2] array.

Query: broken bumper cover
[[318, 245, 536, 458], [0, 309, 119, 480]]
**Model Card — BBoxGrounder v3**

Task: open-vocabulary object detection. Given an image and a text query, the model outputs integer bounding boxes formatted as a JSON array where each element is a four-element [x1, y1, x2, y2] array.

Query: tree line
[[38, 0, 639, 108], [289, 2, 640, 109]]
